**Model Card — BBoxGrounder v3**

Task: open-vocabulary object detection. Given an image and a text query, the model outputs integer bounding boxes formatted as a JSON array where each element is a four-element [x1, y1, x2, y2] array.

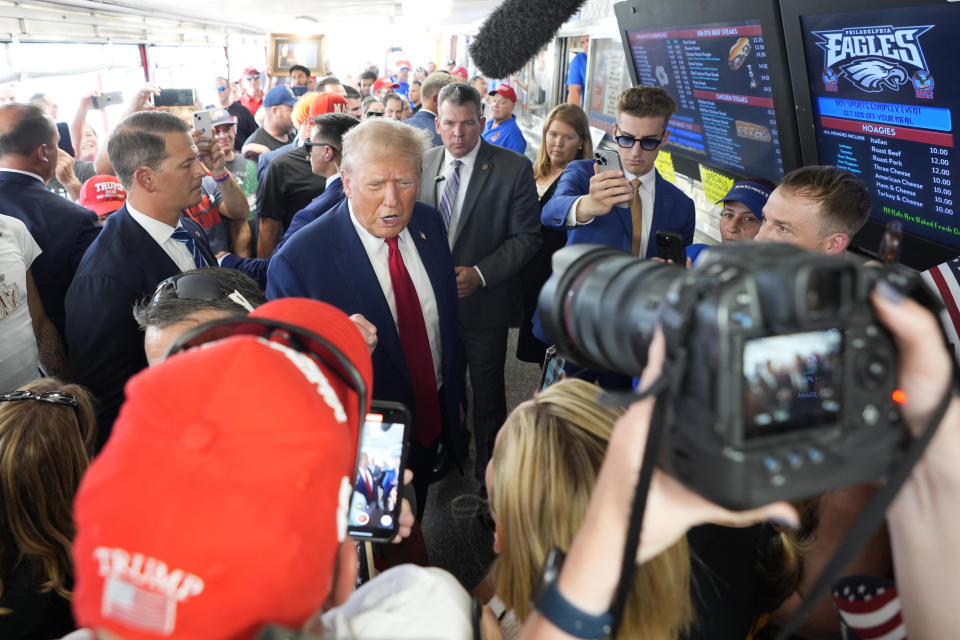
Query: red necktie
[[385, 236, 442, 446]]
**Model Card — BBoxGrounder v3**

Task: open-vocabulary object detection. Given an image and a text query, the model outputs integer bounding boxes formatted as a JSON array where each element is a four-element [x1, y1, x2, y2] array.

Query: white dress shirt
[[126, 203, 198, 273], [347, 201, 443, 387], [566, 166, 658, 258]]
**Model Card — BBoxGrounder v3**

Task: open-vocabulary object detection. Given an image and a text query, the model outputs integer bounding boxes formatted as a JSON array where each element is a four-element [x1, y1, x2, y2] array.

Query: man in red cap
[[78, 174, 126, 224], [482, 84, 526, 154], [256, 93, 350, 259], [70, 299, 380, 638], [373, 76, 400, 103], [238, 66, 264, 115]]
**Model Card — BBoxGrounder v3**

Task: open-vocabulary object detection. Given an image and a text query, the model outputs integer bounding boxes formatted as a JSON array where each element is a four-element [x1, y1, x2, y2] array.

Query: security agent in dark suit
[[419, 83, 541, 481], [0, 104, 101, 337], [267, 118, 461, 517], [65, 111, 216, 449]]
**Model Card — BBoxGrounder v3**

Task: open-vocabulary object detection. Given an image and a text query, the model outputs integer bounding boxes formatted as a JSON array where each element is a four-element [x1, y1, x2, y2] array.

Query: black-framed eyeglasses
[[304, 141, 340, 154], [366, 111, 384, 118], [0, 390, 79, 421], [150, 272, 254, 312], [614, 128, 665, 151], [168, 316, 368, 426]]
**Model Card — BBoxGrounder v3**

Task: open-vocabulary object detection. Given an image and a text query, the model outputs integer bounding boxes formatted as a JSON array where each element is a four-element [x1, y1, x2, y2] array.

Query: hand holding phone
[[192, 109, 213, 140], [348, 401, 412, 542], [655, 230, 685, 264], [584, 150, 633, 216], [539, 345, 566, 391], [91, 91, 122, 109]]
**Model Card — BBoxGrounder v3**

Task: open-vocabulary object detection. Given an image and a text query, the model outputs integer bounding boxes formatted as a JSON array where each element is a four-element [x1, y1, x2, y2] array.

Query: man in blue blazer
[[66, 112, 215, 449], [0, 104, 101, 336], [220, 113, 358, 288], [541, 86, 695, 255], [404, 71, 456, 146], [268, 118, 461, 516]]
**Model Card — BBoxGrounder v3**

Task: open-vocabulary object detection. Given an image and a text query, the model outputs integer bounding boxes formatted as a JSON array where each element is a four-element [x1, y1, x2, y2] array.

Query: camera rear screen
[[349, 417, 404, 533], [742, 329, 843, 439]]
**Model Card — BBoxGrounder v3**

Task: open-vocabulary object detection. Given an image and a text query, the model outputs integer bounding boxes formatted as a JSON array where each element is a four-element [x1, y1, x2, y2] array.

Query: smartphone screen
[[348, 401, 411, 542], [539, 345, 566, 391]]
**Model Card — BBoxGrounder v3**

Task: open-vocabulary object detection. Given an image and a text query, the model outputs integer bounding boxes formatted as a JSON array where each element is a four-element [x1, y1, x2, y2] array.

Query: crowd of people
[[0, 50, 958, 640]]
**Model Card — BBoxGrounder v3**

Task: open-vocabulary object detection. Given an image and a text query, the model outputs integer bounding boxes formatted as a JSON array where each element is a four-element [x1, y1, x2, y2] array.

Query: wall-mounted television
[[780, 0, 960, 269], [614, 0, 802, 184]]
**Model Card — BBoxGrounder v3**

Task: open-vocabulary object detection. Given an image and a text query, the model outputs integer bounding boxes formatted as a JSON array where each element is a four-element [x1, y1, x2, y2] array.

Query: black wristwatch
[[533, 547, 614, 639]]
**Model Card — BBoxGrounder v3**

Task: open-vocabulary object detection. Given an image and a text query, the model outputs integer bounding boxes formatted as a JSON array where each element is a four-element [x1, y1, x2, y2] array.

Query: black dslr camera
[[538, 243, 916, 509]]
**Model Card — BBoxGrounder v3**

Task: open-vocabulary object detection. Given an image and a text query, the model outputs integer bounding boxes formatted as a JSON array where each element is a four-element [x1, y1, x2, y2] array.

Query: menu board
[[800, 5, 959, 248], [627, 20, 785, 181]]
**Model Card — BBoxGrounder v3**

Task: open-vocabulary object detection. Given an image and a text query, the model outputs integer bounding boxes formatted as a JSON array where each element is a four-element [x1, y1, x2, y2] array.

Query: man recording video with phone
[[541, 86, 695, 259]]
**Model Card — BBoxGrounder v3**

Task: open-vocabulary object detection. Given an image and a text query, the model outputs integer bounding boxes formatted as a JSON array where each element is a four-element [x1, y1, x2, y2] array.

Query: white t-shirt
[[0, 214, 41, 391]]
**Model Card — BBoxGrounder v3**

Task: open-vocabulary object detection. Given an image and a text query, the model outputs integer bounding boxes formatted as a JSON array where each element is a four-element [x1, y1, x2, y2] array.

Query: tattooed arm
[[26, 268, 69, 380]]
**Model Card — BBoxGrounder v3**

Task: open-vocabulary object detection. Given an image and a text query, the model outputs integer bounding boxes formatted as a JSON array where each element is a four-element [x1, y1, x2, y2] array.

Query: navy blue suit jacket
[[267, 200, 462, 459], [405, 109, 441, 146], [65, 207, 215, 448], [541, 159, 695, 256], [219, 177, 345, 289], [0, 171, 100, 336]]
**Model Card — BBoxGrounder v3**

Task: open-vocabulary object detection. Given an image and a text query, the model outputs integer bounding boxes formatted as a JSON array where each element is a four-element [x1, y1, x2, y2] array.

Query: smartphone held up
[[348, 401, 411, 542]]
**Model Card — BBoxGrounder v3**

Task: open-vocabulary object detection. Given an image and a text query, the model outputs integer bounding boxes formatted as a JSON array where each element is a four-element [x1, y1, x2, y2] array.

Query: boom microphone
[[469, 0, 588, 78]]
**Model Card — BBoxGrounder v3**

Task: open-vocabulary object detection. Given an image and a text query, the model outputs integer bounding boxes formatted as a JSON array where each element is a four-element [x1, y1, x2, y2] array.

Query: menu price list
[[627, 22, 785, 181], [819, 124, 956, 240]]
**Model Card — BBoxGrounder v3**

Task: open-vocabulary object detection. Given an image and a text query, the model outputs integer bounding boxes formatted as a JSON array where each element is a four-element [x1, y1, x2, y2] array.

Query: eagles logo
[[838, 58, 909, 93]]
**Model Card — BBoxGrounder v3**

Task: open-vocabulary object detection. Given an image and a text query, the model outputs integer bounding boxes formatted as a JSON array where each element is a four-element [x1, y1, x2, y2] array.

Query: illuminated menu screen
[[627, 21, 785, 181], [800, 6, 959, 248]]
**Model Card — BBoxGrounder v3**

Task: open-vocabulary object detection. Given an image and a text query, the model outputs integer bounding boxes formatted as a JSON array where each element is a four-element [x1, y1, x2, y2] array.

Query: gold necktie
[[630, 178, 643, 256]]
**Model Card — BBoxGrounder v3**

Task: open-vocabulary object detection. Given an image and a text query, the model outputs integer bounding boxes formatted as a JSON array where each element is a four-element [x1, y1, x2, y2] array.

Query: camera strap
[[600, 365, 678, 638], [772, 375, 955, 640]]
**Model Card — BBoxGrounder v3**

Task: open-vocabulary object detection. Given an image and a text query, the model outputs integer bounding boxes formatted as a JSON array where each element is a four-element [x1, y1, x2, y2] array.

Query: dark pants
[[461, 325, 508, 481], [406, 435, 440, 522]]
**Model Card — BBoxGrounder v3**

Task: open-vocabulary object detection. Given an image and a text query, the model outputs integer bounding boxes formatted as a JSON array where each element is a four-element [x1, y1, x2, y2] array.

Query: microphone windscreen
[[469, 0, 588, 79]]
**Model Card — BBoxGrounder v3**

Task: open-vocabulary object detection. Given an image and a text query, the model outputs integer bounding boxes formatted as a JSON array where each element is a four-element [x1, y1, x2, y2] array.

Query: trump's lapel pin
[[419, 231, 426, 240]]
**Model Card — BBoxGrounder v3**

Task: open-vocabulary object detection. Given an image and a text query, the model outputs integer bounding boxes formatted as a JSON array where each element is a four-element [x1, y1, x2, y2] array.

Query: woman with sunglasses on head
[[516, 104, 593, 365], [485, 378, 692, 639], [0, 378, 96, 639]]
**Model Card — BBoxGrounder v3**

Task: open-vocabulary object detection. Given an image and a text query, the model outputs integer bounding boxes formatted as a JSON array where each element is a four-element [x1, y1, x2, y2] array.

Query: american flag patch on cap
[[102, 576, 177, 634]]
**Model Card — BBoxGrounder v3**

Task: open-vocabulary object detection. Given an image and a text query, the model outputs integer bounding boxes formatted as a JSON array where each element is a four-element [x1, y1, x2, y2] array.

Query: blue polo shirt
[[482, 116, 526, 154]]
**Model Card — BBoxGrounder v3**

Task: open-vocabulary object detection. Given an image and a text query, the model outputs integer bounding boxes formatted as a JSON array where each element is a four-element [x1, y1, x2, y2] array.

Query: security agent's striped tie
[[438, 159, 462, 231], [171, 226, 208, 268]]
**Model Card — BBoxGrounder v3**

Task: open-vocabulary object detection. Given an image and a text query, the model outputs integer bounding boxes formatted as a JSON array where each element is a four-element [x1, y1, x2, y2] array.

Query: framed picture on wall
[[268, 34, 325, 76]]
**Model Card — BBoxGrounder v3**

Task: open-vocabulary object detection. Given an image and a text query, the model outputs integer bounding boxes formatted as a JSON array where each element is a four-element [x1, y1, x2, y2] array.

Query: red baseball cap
[[373, 76, 400, 92], [72, 298, 373, 638], [78, 175, 126, 218], [396, 59, 412, 70], [451, 66, 469, 79], [240, 66, 260, 80], [310, 93, 350, 117], [489, 84, 517, 102]]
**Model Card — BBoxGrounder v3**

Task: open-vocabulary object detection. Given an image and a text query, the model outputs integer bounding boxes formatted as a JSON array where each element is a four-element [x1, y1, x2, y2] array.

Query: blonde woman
[[486, 378, 692, 639]]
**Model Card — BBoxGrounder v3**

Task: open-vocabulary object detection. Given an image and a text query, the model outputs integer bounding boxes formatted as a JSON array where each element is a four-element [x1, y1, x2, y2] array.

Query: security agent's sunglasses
[[0, 390, 80, 421], [614, 126, 665, 151], [150, 272, 254, 312], [303, 141, 340, 154], [365, 111, 384, 118]]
